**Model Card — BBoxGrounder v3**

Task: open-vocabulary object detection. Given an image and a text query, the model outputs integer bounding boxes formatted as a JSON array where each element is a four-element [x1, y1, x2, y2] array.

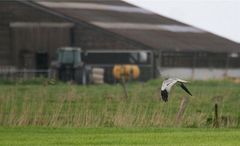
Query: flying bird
[[161, 78, 192, 102]]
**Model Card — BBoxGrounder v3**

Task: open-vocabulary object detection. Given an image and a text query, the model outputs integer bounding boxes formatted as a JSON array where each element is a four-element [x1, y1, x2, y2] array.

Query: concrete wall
[[160, 67, 240, 80]]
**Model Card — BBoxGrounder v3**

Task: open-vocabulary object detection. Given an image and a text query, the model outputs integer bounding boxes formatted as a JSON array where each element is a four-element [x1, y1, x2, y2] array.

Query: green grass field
[[0, 79, 239, 128], [0, 79, 240, 145], [0, 127, 239, 146]]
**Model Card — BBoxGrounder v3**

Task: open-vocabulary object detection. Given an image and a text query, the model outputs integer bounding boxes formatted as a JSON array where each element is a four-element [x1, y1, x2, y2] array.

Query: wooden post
[[213, 103, 219, 128], [212, 96, 222, 128], [175, 96, 189, 124], [120, 75, 128, 99]]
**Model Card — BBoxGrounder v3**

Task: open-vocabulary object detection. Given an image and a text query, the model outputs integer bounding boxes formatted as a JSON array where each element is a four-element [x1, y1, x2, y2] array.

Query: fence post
[[47, 69, 51, 79], [120, 75, 128, 99], [213, 103, 219, 128], [23, 68, 27, 80], [176, 96, 189, 124], [212, 96, 223, 128]]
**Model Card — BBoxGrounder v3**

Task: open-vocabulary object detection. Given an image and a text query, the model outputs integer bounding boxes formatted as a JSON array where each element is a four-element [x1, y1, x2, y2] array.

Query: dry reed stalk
[[8, 104, 17, 126], [49, 96, 66, 127], [18, 96, 31, 126], [113, 102, 125, 126], [33, 100, 45, 126], [175, 96, 189, 124], [150, 110, 163, 126]]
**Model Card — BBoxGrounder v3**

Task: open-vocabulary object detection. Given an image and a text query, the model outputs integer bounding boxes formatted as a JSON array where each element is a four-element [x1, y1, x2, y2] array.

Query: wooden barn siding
[[12, 27, 71, 68], [0, 3, 12, 66], [0, 1, 67, 67]]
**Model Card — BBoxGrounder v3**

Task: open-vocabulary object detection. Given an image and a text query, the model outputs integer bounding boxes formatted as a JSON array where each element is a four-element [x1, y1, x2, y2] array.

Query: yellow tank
[[113, 65, 140, 80]]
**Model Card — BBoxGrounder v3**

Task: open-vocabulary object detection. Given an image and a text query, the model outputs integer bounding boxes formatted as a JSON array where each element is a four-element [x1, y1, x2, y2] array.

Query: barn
[[0, 0, 240, 81]]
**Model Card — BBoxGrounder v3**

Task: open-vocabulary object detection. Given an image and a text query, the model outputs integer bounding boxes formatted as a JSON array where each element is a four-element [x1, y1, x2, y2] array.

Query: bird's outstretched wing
[[161, 78, 177, 91], [176, 78, 188, 83], [179, 82, 192, 96]]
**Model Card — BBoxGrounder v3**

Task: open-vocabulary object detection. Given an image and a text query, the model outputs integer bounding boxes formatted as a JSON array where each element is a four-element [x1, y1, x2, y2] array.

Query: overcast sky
[[124, 0, 240, 43]]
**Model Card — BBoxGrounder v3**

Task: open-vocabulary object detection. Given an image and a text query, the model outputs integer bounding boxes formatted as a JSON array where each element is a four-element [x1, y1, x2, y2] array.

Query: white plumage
[[161, 78, 192, 102]]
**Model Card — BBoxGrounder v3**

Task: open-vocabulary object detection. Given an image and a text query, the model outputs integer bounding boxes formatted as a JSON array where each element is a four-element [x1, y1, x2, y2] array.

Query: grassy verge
[[0, 127, 239, 146], [0, 79, 239, 128]]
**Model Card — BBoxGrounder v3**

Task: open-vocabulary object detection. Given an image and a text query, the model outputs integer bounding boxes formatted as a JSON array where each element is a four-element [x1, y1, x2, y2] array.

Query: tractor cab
[[57, 47, 82, 67], [52, 47, 86, 83]]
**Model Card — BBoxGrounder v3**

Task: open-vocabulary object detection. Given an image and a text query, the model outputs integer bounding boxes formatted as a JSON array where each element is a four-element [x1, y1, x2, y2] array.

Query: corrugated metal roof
[[33, 0, 240, 52]]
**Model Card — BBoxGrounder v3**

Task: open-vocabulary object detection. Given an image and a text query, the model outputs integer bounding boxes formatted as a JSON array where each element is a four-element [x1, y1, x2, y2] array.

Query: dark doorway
[[36, 52, 49, 76], [20, 50, 34, 69]]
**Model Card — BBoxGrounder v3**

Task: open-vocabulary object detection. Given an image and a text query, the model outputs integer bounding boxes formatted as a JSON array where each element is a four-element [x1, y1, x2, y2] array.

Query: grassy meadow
[[0, 127, 239, 146], [0, 78, 239, 128], [0, 78, 239, 145]]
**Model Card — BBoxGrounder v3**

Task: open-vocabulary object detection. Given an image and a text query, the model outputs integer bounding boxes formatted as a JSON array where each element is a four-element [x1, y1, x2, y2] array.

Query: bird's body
[[161, 78, 192, 102]]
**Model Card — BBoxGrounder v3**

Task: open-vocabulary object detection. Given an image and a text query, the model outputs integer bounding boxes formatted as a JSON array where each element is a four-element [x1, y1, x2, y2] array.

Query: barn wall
[[0, 1, 155, 79], [158, 51, 240, 79], [0, 1, 68, 67], [73, 25, 149, 51], [11, 26, 72, 68], [0, 2, 12, 66], [161, 51, 240, 68], [160, 68, 240, 80]]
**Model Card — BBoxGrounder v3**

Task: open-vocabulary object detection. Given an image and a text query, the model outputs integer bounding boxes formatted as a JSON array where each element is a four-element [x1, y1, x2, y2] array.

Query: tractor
[[51, 47, 88, 84]]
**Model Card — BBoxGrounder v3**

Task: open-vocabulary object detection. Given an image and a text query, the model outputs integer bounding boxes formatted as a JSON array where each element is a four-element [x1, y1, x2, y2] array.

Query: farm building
[[0, 0, 240, 81]]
